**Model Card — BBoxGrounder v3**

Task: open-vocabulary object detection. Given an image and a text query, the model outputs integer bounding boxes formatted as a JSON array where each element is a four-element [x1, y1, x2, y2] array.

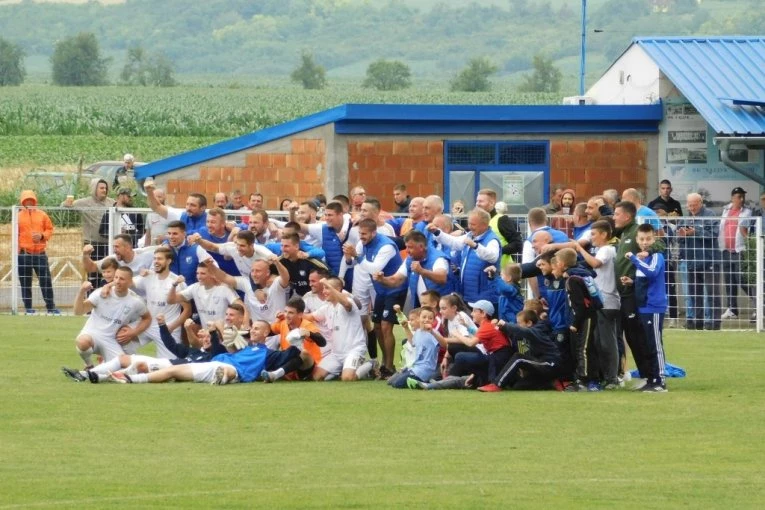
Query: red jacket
[[18, 190, 53, 254]]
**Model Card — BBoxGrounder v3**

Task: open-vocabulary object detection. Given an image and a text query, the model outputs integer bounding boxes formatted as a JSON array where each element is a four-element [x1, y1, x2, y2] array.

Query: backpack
[[567, 274, 604, 310]]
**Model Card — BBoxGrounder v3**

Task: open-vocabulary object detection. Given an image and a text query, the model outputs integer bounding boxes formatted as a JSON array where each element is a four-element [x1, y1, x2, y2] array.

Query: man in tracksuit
[[613, 201, 665, 381], [624, 223, 668, 392]]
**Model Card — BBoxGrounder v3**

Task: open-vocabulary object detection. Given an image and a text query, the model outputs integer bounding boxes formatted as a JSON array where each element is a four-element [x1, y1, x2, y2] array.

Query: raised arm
[[73, 281, 95, 316], [143, 181, 169, 219], [81, 244, 99, 274]]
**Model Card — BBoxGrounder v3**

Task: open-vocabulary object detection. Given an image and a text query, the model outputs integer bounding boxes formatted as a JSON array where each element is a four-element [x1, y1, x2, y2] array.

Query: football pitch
[[1, 316, 764, 509]]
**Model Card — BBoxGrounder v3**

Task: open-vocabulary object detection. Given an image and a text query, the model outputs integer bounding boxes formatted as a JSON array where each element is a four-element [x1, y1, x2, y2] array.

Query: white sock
[[96, 372, 110, 382], [92, 357, 123, 376], [78, 347, 93, 367], [271, 368, 285, 380], [356, 360, 375, 380], [131, 374, 148, 383]]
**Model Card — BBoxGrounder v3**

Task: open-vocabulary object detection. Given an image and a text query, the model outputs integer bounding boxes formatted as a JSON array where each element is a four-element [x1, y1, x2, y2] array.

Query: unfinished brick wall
[[550, 139, 648, 199], [164, 138, 326, 210], [347, 140, 444, 211]]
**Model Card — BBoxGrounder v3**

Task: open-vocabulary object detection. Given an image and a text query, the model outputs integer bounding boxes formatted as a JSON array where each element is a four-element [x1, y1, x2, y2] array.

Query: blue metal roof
[[635, 36, 765, 136], [136, 103, 662, 179]]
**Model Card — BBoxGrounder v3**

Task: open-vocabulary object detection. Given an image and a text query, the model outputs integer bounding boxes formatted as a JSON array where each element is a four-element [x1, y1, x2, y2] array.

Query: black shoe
[[376, 366, 396, 381], [87, 370, 100, 384], [564, 380, 587, 392], [61, 366, 86, 382], [640, 383, 668, 393]]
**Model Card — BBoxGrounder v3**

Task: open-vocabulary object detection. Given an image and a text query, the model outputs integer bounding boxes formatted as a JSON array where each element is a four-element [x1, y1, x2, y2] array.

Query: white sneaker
[[211, 366, 228, 385], [721, 308, 737, 319]]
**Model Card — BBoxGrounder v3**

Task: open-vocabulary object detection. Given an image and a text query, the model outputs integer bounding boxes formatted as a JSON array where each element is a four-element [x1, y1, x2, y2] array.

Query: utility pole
[[580, 0, 587, 96]]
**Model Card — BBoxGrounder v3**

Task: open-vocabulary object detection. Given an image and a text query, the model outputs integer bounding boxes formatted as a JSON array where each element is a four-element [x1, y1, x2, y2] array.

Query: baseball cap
[[123, 153, 135, 163], [468, 300, 495, 316], [731, 187, 746, 196], [117, 187, 136, 197]]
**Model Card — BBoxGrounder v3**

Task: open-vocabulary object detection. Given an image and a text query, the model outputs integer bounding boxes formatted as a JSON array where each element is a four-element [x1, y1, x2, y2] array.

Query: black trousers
[[18, 252, 55, 310], [495, 353, 558, 389], [620, 293, 650, 378]]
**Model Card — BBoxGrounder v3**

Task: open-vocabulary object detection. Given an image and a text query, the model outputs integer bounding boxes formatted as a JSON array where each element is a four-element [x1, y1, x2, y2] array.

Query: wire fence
[[3, 206, 763, 332]]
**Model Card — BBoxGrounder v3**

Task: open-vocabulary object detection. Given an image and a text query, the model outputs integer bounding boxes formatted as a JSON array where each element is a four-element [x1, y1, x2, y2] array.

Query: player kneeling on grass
[[477, 310, 561, 392], [72, 266, 151, 367], [110, 327, 265, 385], [307, 277, 375, 381], [386, 307, 439, 389], [271, 297, 327, 380], [63, 314, 229, 383]]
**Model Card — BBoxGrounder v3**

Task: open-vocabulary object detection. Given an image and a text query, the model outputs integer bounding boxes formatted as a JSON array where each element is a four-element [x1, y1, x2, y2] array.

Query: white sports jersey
[[98, 245, 158, 273], [302, 291, 326, 313], [134, 271, 186, 354], [312, 299, 366, 358], [235, 276, 289, 323], [146, 212, 170, 240], [219, 242, 274, 277], [81, 290, 148, 339], [179, 283, 238, 325]]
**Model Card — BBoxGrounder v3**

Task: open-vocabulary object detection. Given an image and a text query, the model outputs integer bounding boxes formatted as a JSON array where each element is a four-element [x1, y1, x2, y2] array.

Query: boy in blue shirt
[[486, 263, 524, 324], [622, 223, 668, 392], [387, 307, 440, 388]]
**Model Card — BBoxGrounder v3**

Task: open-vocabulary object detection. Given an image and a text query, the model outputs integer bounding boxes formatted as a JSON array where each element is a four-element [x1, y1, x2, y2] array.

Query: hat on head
[[468, 300, 495, 317], [731, 187, 746, 196], [123, 153, 135, 163], [117, 187, 136, 197]]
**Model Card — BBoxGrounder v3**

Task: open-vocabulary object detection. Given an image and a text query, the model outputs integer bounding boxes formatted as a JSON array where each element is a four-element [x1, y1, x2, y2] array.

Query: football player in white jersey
[[133, 247, 192, 358], [192, 229, 272, 277], [309, 277, 369, 381], [168, 263, 241, 344], [72, 266, 152, 366], [82, 234, 157, 275]]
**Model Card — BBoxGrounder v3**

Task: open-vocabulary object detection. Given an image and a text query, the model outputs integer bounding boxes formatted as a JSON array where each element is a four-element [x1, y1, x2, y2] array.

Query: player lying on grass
[[110, 327, 264, 385], [62, 314, 229, 383]]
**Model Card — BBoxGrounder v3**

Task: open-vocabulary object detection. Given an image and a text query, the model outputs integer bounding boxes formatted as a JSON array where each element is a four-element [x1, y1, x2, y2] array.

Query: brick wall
[[347, 139, 444, 210], [164, 138, 326, 209], [550, 138, 648, 199]]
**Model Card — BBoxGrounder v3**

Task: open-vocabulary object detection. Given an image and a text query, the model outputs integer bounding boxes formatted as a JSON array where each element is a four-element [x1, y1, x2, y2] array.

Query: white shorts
[[351, 272, 375, 314], [318, 349, 367, 376], [139, 325, 181, 360], [189, 361, 239, 384], [123, 355, 172, 375]]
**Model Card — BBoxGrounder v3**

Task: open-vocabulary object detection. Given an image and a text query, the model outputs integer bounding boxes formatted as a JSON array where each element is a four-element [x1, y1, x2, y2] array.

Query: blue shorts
[[372, 292, 406, 324]]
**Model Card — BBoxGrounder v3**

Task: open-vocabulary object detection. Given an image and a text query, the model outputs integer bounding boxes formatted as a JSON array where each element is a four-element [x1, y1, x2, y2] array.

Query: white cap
[[123, 153, 135, 163]]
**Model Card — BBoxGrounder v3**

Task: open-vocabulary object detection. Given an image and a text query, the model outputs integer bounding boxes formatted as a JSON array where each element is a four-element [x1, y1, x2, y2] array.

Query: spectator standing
[[62, 178, 115, 289], [143, 188, 171, 246], [677, 193, 721, 330], [719, 187, 754, 321], [100, 187, 144, 247], [476, 188, 522, 269], [543, 185, 564, 214], [392, 184, 411, 213], [647, 179, 683, 217], [17, 190, 59, 315]]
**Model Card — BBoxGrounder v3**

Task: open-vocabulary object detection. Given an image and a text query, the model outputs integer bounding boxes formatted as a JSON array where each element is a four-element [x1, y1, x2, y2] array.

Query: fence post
[[11, 206, 19, 315], [757, 217, 763, 334], [108, 206, 117, 256]]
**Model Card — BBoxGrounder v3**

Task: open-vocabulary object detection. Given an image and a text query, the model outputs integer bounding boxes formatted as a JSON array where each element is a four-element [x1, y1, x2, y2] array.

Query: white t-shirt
[[302, 291, 326, 314], [306, 217, 353, 247], [134, 271, 186, 337], [146, 212, 170, 241], [98, 245, 158, 273], [394, 256, 449, 296], [447, 311, 474, 337], [81, 290, 148, 339], [218, 242, 274, 277], [312, 300, 367, 357], [594, 245, 620, 310], [179, 283, 238, 325], [235, 276, 289, 323]]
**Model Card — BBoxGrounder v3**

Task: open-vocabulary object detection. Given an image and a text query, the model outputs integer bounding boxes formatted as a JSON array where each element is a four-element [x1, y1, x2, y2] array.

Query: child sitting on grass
[[387, 307, 440, 389]]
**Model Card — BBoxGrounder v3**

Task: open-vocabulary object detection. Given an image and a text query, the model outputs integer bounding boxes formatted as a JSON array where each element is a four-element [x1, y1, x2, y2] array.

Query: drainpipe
[[714, 136, 765, 187]]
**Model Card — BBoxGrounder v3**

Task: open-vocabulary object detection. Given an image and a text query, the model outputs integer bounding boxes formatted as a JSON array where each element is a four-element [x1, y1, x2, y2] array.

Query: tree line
[[0, 33, 176, 87], [1, 32, 561, 93]]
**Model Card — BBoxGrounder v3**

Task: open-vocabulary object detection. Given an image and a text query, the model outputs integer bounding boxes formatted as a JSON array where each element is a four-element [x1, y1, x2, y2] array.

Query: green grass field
[[1, 316, 764, 508]]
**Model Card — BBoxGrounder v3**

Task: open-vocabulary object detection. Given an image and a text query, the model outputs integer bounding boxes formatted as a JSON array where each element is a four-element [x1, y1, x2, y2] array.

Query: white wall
[[586, 45, 660, 105]]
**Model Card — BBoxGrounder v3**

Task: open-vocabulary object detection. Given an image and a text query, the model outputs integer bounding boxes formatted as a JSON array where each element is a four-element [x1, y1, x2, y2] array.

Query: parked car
[[83, 160, 145, 188], [20, 169, 90, 198]]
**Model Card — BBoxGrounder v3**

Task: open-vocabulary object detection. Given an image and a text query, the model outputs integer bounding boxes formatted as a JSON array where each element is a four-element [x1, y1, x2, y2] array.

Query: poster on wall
[[660, 101, 761, 208], [502, 175, 525, 206]]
